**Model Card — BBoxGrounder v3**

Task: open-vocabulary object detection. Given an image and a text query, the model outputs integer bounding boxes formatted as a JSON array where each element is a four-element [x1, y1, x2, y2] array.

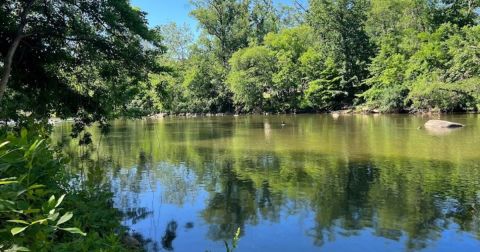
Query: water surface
[[54, 114, 480, 252]]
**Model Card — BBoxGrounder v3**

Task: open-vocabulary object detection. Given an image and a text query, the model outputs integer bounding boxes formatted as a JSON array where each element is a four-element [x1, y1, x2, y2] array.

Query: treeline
[[1, 1, 479, 124], [150, 0, 480, 114]]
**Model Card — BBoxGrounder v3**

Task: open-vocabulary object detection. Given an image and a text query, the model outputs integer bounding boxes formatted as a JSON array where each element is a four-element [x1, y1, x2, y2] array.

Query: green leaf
[[0, 141, 10, 149], [0, 177, 18, 186], [4, 244, 30, 251], [7, 220, 30, 225], [16, 200, 28, 210], [55, 194, 66, 208], [0, 199, 15, 207], [48, 212, 60, 222], [30, 218, 48, 225], [0, 180, 17, 185], [27, 184, 46, 190], [60, 227, 86, 236], [28, 139, 44, 153], [11, 226, 28, 236], [47, 195, 55, 207], [56, 212, 73, 226], [16, 189, 27, 197]]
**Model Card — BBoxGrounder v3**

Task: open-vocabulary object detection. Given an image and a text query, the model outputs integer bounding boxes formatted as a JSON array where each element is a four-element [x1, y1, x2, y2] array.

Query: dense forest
[[0, 0, 479, 251], [153, 0, 480, 115]]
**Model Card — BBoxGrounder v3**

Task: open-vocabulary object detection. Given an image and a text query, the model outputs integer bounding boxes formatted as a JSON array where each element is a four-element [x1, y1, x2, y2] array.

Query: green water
[[54, 114, 480, 252]]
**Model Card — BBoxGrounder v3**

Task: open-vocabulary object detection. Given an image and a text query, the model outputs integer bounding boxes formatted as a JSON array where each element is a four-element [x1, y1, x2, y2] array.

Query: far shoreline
[[46, 110, 479, 125]]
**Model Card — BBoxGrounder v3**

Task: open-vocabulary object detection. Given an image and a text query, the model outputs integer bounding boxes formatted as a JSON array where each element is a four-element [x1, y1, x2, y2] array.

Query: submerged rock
[[424, 120, 464, 128]]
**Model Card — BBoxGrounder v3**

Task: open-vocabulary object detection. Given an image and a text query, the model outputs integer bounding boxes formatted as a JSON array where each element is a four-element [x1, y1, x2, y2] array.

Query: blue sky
[[131, 0, 307, 30]]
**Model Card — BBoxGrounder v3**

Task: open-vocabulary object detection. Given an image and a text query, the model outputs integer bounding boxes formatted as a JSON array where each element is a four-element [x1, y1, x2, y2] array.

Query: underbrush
[[0, 129, 138, 252]]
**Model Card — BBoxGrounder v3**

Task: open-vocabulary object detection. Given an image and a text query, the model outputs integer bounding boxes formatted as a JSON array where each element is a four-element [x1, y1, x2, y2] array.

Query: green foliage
[[363, 23, 480, 112], [408, 77, 480, 112], [227, 25, 349, 113], [1, 0, 478, 132], [155, 0, 282, 114], [264, 25, 316, 112], [159, 23, 194, 61], [309, 0, 374, 101], [249, 0, 280, 44], [302, 56, 347, 111], [219, 0, 480, 114], [366, 0, 429, 42], [360, 36, 410, 112], [183, 45, 232, 113], [190, 0, 251, 65], [427, 0, 480, 28], [0, 131, 131, 251], [228, 46, 277, 112], [0, 0, 165, 128]]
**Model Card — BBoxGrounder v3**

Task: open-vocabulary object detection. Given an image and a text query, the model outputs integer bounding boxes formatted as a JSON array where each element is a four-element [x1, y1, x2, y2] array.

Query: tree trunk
[[0, 36, 23, 102], [0, 0, 35, 103]]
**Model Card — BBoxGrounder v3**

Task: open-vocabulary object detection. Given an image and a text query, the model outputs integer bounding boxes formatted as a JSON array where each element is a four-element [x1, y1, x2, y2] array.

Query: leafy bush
[[0, 130, 133, 251], [408, 77, 480, 112], [363, 23, 480, 112]]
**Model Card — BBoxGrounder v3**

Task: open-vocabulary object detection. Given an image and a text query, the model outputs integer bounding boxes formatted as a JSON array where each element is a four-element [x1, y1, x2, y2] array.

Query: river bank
[[146, 108, 479, 119]]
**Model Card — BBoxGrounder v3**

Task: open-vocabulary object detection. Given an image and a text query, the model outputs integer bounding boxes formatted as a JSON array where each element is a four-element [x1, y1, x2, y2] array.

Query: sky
[[130, 0, 307, 30]]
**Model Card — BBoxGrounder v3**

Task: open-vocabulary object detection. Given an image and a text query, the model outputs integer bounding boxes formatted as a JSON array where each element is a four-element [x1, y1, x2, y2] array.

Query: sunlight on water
[[53, 114, 480, 251]]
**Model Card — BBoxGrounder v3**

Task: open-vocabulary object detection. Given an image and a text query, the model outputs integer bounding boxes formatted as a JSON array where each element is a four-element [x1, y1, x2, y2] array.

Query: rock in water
[[425, 120, 464, 128]]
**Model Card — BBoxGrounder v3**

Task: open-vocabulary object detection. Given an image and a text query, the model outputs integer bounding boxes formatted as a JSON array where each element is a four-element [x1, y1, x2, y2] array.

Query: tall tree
[[366, 0, 429, 42], [308, 0, 374, 103], [159, 23, 194, 61], [0, 0, 164, 125], [190, 0, 251, 65], [249, 0, 280, 44], [427, 0, 480, 28]]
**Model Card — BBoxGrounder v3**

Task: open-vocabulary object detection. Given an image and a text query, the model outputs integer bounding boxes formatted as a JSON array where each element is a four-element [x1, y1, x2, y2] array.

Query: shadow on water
[[161, 221, 178, 251]]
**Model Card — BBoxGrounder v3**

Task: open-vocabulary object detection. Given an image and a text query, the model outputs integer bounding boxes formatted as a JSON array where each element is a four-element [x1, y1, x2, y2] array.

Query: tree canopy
[[0, 0, 165, 129], [152, 0, 479, 115]]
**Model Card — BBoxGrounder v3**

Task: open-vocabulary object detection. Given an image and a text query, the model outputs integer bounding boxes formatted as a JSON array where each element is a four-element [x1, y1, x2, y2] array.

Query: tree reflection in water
[[162, 221, 178, 251], [52, 115, 480, 251]]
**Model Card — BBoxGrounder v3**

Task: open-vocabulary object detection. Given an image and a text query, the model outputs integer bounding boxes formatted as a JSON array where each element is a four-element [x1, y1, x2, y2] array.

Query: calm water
[[53, 114, 480, 252]]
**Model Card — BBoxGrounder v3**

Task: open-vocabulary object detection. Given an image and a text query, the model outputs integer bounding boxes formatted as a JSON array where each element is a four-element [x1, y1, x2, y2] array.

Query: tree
[[227, 46, 277, 112], [190, 0, 251, 65], [363, 22, 480, 112], [249, 0, 280, 44], [301, 51, 347, 111], [264, 25, 314, 112], [0, 0, 165, 127], [366, 0, 429, 44], [159, 23, 194, 61], [277, 3, 306, 28], [360, 33, 410, 112], [182, 38, 231, 113], [308, 0, 374, 103], [427, 0, 480, 28]]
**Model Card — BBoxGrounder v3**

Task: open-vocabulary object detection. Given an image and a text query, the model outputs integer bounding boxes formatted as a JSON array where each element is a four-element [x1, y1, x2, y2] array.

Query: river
[[53, 114, 480, 251]]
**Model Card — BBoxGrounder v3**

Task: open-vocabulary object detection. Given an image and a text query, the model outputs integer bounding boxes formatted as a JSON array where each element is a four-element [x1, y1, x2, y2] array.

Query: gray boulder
[[424, 120, 464, 128]]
